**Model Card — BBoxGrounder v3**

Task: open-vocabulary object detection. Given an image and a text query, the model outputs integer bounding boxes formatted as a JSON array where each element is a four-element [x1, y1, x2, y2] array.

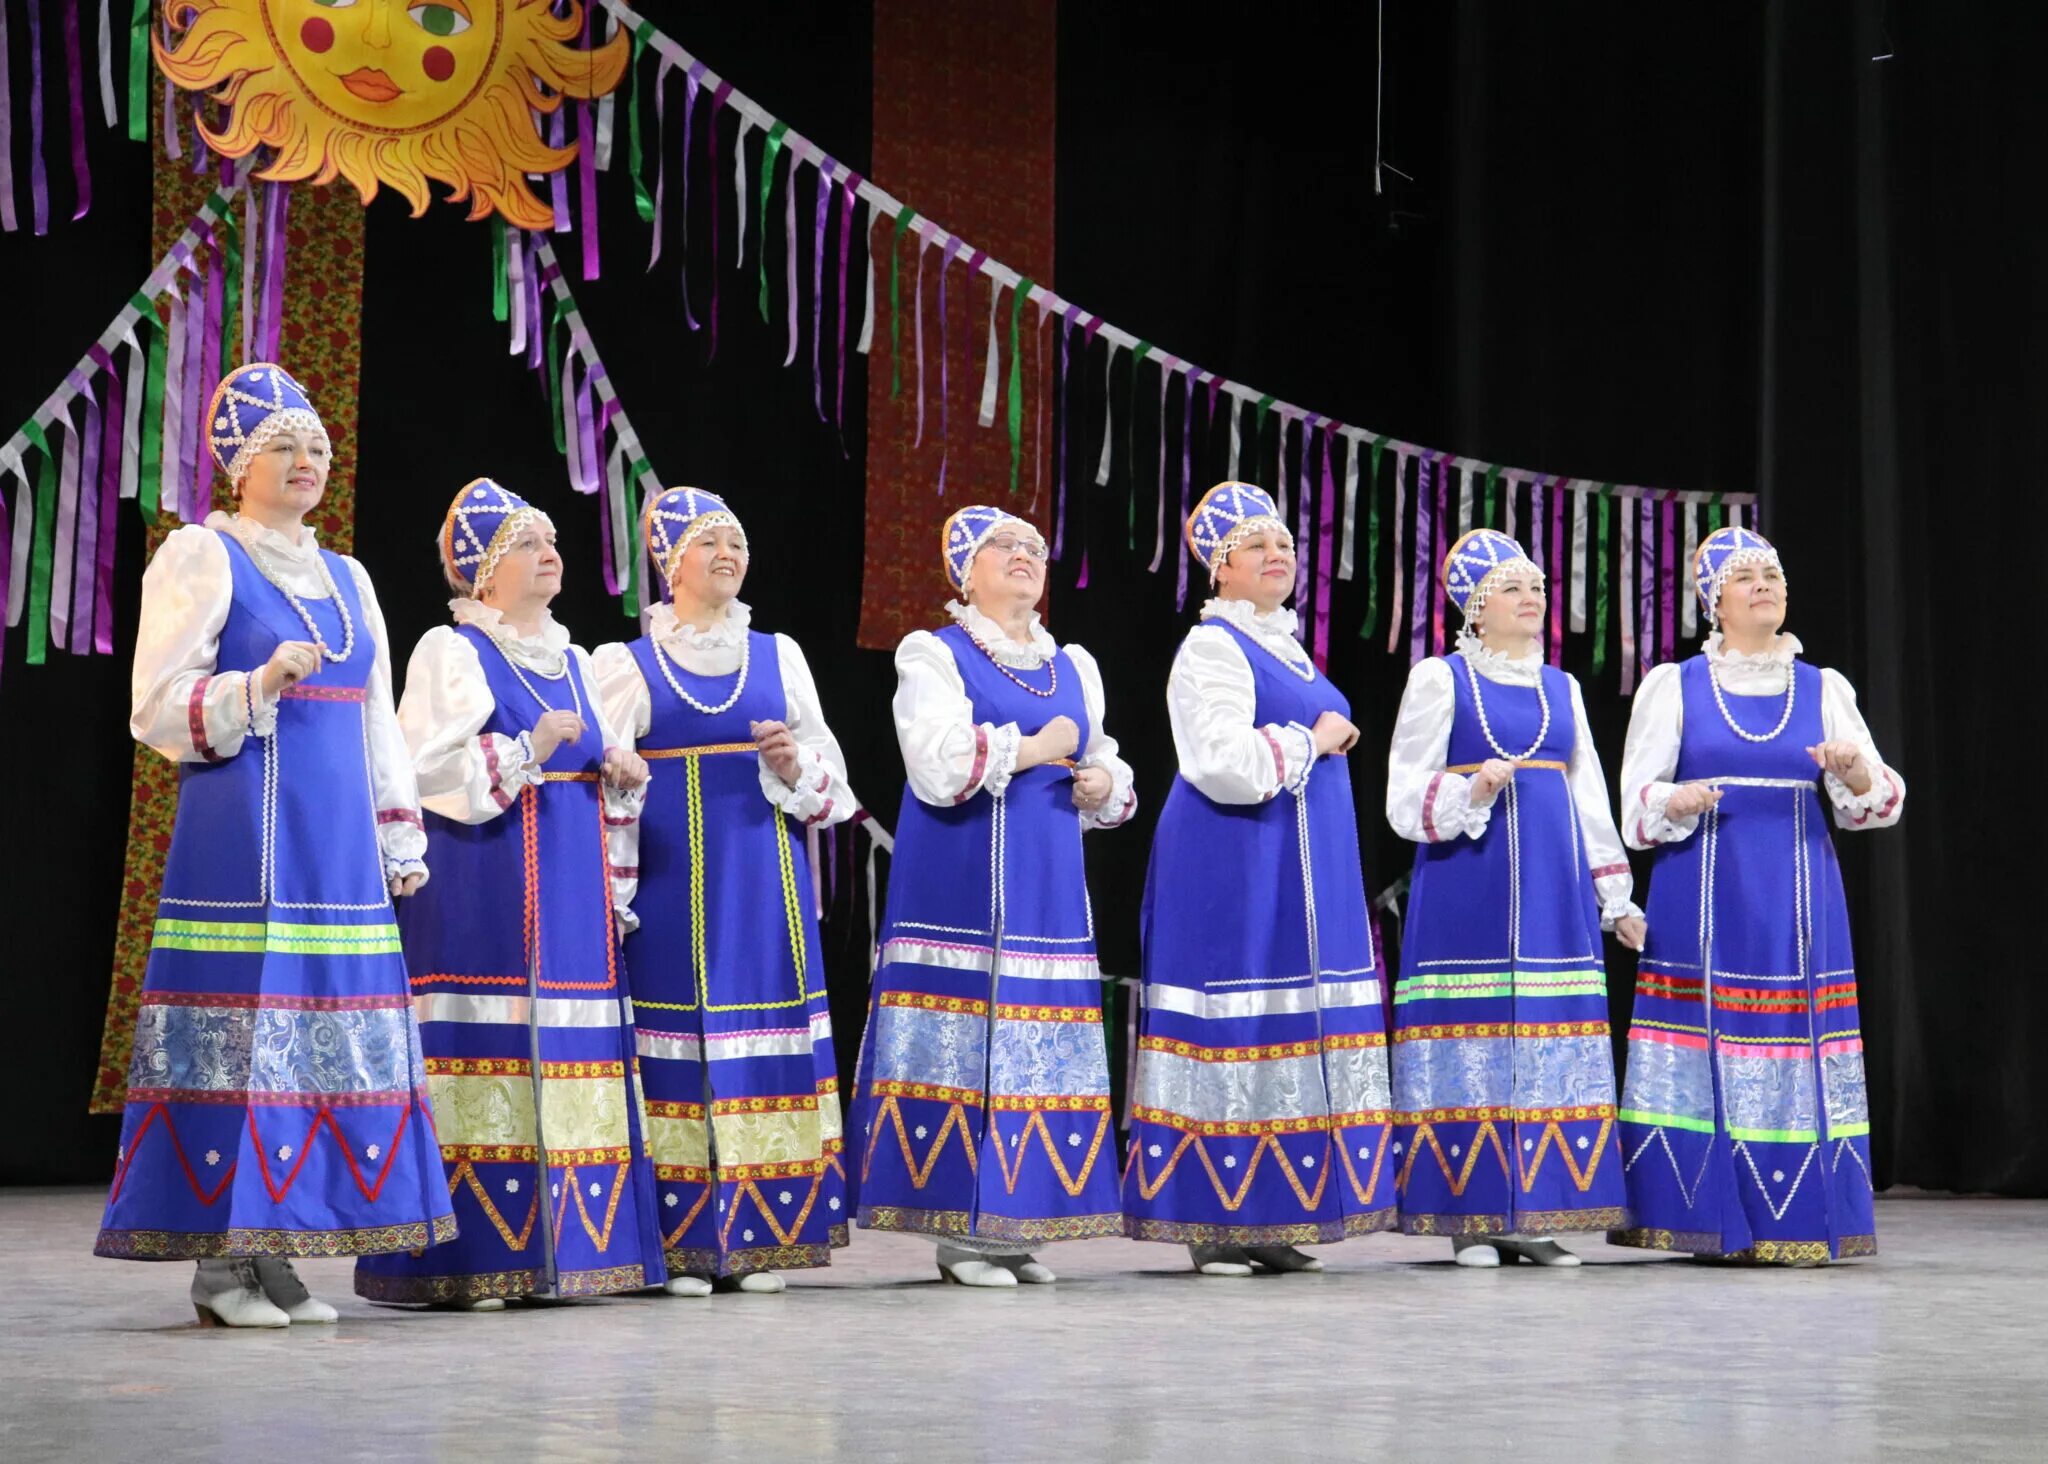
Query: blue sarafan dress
[[593, 598, 858, 1279], [1611, 633, 1904, 1263], [851, 600, 1137, 1246], [98, 519, 452, 1260], [1123, 599, 1398, 1245], [355, 598, 666, 1302], [1384, 641, 1637, 1237]]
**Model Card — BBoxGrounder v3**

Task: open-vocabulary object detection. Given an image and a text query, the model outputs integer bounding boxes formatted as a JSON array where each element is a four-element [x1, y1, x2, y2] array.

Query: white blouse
[[1619, 632, 1905, 849], [893, 600, 1136, 828], [1384, 636, 1639, 927], [130, 511, 425, 880], [593, 600, 857, 922], [398, 600, 642, 916], [1164, 598, 1318, 805]]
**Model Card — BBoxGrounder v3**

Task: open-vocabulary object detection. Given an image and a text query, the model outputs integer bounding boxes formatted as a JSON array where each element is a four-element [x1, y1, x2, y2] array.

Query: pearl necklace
[[1462, 650, 1550, 760], [963, 628, 1058, 697], [485, 633, 583, 720], [1212, 609, 1316, 682], [243, 534, 356, 665], [652, 631, 750, 715], [1708, 656, 1795, 743]]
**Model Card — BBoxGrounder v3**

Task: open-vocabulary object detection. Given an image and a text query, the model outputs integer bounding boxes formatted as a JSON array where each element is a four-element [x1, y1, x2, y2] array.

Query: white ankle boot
[[1188, 1244, 1254, 1276], [992, 1253, 1057, 1284], [191, 1259, 290, 1328], [1452, 1237, 1502, 1268], [1244, 1245, 1323, 1273], [935, 1243, 1019, 1287], [732, 1271, 786, 1294], [662, 1275, 713, 1297], [253, 1257, 338, 1323], [1496, 1236, 1582, 1267]]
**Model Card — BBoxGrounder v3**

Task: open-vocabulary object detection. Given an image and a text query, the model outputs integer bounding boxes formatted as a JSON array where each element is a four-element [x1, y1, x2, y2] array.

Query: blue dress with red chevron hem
[[851, 624, 1125, 1245], [97, 531, 454, 1261], [615, 630, 851, 1279], [1123, 619, 1398, 1246], [355, 625, 665, 1301], [1389, 654, 1629, 1237], [1612, 655, 1879, 1263]]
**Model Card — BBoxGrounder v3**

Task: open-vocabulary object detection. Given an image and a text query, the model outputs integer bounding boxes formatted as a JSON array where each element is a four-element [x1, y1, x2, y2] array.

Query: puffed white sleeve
[[1819, 668, 1905, 831], [574, 644, 646, 929], [1385, 657, 1492, 843], [1619, 662, 1695, 849], [1166, 626, 1314, 805], [345, 560, 427, 882], [893, 630, 1021, 805], [592, 642, 651, 927], [1563, 672, 1639, 927], [1065, 642, 1137, 830], [760, 634, 857, 828], [399, 626, 540, 826], [129, 525, 277, 762]]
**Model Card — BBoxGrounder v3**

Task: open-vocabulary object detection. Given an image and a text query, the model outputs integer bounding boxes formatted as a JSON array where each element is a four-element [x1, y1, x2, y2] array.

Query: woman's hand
[[1018, 715, 1080, 771], [1664, 782, 1724, 820], [1470, 758, 1517, 807], [750, 720, 803, 787], [388, 871, 426, 898], [1808, 740, 1873, 795], [1072, 765, 1113, 811], [1614, 915, 1648, 951], [602, 746, 649, 791], [1311, 710, 1360, 757], [259, 640, 322, 698], [528, 710, 587, 765]]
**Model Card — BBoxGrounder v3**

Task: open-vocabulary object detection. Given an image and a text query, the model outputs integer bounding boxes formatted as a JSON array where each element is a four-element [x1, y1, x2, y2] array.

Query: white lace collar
[[651, 598, 752, 655], [451, 597, 572, 675], [1703, 630, 1801, 694], [1454, 632, 1543, 686], [1200, 596, 1312, 668], [212, 510, 319, 563], [946, 599, 1057, 668]]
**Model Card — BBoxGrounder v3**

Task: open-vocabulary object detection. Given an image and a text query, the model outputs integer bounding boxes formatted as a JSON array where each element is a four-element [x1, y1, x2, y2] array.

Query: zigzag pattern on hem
[[666, 1225, 850, 1278], [353, 1262, 650, 1303], [856, 1204, 1125, 1243], [1607, 1227, 1877, 1263], [95, 1215, 458, 1260], [1124, 1210, 1399, 1246]]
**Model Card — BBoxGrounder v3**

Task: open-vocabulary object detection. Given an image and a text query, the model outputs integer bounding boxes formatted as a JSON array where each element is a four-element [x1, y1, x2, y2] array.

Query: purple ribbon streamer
[[196, 238, 226, 516], [1409, 455, 1432, 664], [72, 386, 102, 652], [262, 183, 289, 359], [1294, 418, 1312, 614], [676, 68, 703, 331], [834, 177, 857, 430], [1150, 364, 1167, 573], [912, 232, 929, 448], [1176, 369, 1193, 609], [159, 75, 179, 162], [91, 344, 123, 654], [1053, 313, 1071, 559], [60, 0, 89, 220], [1639, 496, 1656, 677], [1077, 315, 1104, 570], [1430, 452, 1448, 656], [1314, 425, 1336, 670], [935, 239, 965, 495], [649, 57, 673, 271], [578, 102, 600, 278], [525, 242, 545, 370], [26, 0, 50, 235], [175, 260, 206, 522], [1, 1, 17, 234], [1548, 478, 1566, 665], [545, 106, 571, 233], [1658, 493, 1676, 664], [50, 380, 88, 652]]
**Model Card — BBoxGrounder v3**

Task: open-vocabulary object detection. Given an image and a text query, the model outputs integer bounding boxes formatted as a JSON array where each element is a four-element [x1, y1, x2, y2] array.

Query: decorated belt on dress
[[1694, 775, 1817, 789], [640, 742, 760, 758], [278, 684, 366, 703], [1444, 758, 1565, 773]]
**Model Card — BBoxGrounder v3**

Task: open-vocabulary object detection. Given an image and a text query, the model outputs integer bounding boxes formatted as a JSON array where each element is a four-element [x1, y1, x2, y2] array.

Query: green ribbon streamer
[[889, 209, 917, 401], [22, 422, 57, 666], [1707, 496, 1725, 533], [628, 29, 655, 225], [1127, 342, 1151, 547], [137, 309, 168, 523], [1006, 277, 1031, 495], [547, 301, 567, 454], [622, 463, 644, 619], [220, 214, 242, 372], [1593, 486, 1613, 676], [126, 0, 150, 142], [1483, 462, 1502, 527], [490, 217, 508, 323], [756, 121, 789, 323], [1360, 436, 1386, 638]]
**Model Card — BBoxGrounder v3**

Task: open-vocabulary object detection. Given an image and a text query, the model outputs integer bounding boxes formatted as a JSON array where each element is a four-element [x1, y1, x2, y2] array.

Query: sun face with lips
[[156, 0, 627, 228]]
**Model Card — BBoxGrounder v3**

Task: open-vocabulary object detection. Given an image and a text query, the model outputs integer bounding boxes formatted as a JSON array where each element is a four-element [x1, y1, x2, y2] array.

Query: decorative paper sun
[[155, 0, 628, 229]]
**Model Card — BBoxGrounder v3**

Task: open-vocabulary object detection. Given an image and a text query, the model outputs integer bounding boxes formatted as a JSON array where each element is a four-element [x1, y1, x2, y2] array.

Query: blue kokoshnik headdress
[[1442, 528, 1543, 623], [643, 486, 744, 595], [207, 363, 324, 484], [942, 504, 1043, 593], [440, 479, 554, 595], [1186, 481, 1286, 576], [1692, 525, 1785, 625]]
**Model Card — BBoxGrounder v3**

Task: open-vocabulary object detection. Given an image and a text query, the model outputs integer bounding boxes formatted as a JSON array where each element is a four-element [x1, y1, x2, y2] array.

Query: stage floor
[[3, 1189, 2041, 1462]]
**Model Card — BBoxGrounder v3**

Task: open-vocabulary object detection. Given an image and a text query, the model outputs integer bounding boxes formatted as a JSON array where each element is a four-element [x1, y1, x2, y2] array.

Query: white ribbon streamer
[[1227, 393, 1243, 481], [977, 282, 1002, 428], [856, 204, 877, 355], [1618, 489, 1637, 694], [1681, 496, 1700, 638], [1095, 340, 1120, 487], [1457, 465, 1474, 536], [1336, 432, 1362, 580], [732, 116, 754, 270], [1569, 484, 1589, 633], [50, 404, 81, 653], [97, 0, 117, 126], [118, 326, 144, 501], [1385, 448, 1410, 655]]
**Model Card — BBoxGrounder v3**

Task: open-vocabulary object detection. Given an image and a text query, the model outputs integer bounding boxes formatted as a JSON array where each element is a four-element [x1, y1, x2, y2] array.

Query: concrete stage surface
[[3, 1189, 2041, 1462]]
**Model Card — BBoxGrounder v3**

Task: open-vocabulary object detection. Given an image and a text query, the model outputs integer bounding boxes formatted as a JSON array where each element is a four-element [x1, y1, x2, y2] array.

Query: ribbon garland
[[2, 0, 156, 232]]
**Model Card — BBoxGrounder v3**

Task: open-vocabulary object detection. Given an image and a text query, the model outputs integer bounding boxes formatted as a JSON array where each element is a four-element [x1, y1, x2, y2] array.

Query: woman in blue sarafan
[[1384, 529, 1641, 1267], [594, 488, 859, 1297], [1611, 527, 1904, 1265], [355, 481, 666, 1307], [97, 363, 451, 1328], [1123, 482, 1397, 1277], [851, 505, 1137, 1288]]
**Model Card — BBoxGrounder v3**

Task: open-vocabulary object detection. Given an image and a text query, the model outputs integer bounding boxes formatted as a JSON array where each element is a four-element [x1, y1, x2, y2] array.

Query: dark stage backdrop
[[3, 2, 2036, 1196]]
